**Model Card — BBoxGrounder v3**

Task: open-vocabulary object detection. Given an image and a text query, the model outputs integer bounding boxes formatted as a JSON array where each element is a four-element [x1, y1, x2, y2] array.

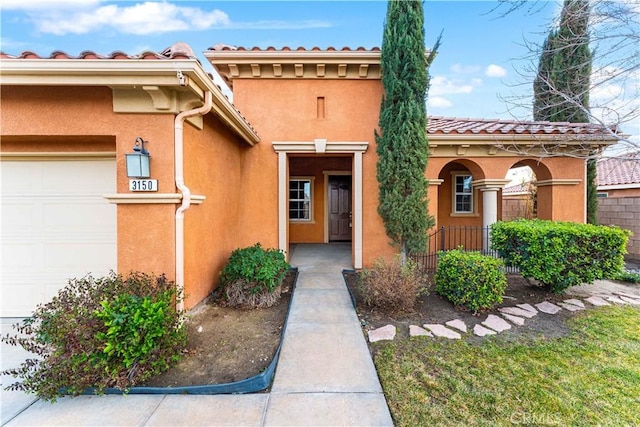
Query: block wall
[[597, 197, 640, 261]]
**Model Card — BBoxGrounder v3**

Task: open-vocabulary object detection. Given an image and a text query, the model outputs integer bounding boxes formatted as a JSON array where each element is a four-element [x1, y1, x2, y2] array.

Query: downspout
[[175, 91, 213, 312]]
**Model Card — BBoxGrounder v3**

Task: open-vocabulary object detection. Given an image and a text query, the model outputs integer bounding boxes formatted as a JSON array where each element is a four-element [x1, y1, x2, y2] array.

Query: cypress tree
[[533, 0, 597, 223], [375, 0, 438, 258], [533, 32, 560, 121]]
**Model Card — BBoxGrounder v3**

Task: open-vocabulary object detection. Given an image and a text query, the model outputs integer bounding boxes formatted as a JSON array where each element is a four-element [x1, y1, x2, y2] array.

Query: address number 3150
[[129, 179, 158, 192]]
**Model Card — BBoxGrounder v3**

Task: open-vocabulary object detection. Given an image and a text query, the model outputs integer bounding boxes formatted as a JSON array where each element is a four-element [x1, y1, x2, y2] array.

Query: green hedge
[[435, 249, 507, 312], [491, 219, 630, 293]]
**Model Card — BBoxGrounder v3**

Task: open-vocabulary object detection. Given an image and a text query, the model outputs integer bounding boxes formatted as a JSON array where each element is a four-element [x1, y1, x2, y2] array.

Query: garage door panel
[[1, 243, 40, 270], [42, 162, 115, 193], [45, 242, 115, 269], [1, 202, 39, 227], [1, 163, 39, 193], [44, 202, 116, 227], [1, 159, 116, 317]]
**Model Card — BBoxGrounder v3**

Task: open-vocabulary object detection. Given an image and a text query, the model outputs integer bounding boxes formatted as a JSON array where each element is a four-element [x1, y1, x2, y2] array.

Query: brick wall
[[597, 197, 640, 261], [502, 196, 534, 222]]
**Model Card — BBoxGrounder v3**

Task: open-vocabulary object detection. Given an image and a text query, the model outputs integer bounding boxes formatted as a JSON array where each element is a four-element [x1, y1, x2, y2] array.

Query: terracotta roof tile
[[503, 182, 533, 194], [597, 152, 640, 186], [1, 42, 198, 61], [427, 116, 616, 135], [206, 45, 380, 52]]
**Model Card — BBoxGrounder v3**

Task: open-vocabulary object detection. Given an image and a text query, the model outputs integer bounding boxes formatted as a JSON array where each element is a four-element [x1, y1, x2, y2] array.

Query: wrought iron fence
[[411, 225, 519, 273]]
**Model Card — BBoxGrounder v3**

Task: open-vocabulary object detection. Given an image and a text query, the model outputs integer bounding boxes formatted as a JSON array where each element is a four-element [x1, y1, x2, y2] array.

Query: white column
[[481, 187, 500, 252], [354, 151, 363, 269], [277, 151, 287, 258]]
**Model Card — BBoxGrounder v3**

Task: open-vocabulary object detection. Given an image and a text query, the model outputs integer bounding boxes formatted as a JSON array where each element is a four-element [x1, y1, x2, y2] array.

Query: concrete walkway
[[1, 244, 393, 426]]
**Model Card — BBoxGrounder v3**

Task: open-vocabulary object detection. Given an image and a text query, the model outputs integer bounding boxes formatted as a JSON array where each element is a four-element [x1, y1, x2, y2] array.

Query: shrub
[[435, 249, 507, 312], [491, 219, 630, 293], [359, 257, 428, 314], [219, 243, 289, 308], [1, 272, 186, 401]]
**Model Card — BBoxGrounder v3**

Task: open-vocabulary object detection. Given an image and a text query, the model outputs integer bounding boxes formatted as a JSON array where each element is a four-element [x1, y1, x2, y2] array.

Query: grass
[[374, 306, 640, 426]]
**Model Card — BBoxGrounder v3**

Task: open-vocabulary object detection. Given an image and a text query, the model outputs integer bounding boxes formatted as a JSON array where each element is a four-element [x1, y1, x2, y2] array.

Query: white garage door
[[1, 159, 117, 317]]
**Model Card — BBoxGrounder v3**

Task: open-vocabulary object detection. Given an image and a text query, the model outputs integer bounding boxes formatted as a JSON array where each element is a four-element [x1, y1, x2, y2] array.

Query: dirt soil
[[143, 271, 295, 387], [344, 272, 579, 344]]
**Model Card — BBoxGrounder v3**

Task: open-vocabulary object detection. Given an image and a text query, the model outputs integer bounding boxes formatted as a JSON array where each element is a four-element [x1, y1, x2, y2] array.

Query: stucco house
[[0, 42, 618, 317]]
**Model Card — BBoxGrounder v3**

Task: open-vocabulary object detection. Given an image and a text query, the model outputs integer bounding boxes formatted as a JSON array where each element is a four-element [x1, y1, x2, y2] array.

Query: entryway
[[273, 138, 368, 268]]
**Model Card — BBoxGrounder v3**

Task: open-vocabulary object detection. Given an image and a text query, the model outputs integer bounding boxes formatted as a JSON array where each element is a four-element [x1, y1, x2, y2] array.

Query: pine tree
[[375, 0, 438, 258], [533, 0, 597, 223]]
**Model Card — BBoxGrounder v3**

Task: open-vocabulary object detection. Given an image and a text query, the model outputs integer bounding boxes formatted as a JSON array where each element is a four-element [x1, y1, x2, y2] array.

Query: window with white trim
[[289, 178, 313, 221], [454, 174, 473, 213]]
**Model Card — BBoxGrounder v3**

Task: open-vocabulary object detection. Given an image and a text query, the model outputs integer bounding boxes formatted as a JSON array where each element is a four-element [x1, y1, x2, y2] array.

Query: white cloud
[[12, 1, 331, 36], [36, 2, 231, 35], [428, 97, 453, 108], [451, 64, 481, 74], [430, 76, 474, 96], [485, 64, 507, 78], [591, 83, 624, 101]]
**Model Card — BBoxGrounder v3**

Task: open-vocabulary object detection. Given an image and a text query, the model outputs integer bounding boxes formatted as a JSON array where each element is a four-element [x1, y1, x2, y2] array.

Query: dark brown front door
[[328, 175, 352, 242]]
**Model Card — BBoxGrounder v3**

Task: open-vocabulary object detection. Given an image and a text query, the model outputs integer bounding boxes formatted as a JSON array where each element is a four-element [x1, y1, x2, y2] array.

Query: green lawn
[[374, 306, 640, 426]]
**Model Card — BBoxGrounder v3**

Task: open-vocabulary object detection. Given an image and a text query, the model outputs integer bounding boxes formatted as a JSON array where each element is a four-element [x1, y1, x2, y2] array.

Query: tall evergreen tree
[[533, 0, 598, 223], [376, 0, 438, 258]]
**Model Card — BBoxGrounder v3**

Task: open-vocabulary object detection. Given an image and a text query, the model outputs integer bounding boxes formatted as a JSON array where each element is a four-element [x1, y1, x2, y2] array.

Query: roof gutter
[[174, 91, 212, 312]]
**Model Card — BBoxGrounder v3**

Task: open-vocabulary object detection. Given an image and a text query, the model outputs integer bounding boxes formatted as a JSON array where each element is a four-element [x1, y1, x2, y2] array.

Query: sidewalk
[[1, 244, 393, 426]]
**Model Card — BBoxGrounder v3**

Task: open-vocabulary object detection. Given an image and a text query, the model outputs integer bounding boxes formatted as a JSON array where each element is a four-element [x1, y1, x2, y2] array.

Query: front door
[[328, 175, 352, 242]]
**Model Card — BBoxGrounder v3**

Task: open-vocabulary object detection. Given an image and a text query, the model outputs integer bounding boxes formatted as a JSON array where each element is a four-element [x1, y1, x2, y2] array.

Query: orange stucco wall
[[230, 78, 395, 266], [600, 188, 640, 198], [182, 113, 253, 308], [427, 155, 586, 225], [1, 85, 177, 291]]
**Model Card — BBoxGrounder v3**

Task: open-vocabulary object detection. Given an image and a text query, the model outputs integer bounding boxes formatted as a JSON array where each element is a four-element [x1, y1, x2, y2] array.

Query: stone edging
[[367, 291, 640, 343]]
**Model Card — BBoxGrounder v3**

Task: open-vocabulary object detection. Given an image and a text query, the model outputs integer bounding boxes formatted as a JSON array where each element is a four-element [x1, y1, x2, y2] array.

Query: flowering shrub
[[1, 272, 186, 401]]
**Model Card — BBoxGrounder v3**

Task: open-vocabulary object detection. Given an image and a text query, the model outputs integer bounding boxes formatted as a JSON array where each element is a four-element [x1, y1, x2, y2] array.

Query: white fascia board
[[597, 183, 640, 191], [0, 59, 259, 145]]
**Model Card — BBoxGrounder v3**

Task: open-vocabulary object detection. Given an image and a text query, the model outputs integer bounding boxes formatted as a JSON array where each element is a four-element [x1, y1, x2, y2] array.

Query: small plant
[[359, 256, 428, 314], [435, 249, 507, 312], [219, 243, 289, 308], [1, 272, 186, 401]]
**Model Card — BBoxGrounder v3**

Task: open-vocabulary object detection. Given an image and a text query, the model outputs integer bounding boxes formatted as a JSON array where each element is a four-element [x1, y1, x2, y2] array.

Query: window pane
[[289, 179, 312, 220]]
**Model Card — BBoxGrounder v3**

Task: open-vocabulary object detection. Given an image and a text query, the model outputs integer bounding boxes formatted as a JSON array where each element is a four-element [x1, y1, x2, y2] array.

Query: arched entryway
[[504, 159, 554, 220]]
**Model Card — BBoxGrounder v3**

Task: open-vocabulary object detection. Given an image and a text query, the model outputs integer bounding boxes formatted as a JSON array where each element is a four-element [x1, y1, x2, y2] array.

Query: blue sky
[[1, 0, 561, 122]]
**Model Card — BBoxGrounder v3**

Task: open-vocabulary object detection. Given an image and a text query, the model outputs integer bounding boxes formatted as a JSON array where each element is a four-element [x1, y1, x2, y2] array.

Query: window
[[289, 178, 313, 221], [454, 174, 473, 213]]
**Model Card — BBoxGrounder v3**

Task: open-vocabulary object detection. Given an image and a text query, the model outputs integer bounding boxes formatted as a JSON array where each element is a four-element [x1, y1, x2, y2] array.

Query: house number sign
[[129, 179, 158, 192]]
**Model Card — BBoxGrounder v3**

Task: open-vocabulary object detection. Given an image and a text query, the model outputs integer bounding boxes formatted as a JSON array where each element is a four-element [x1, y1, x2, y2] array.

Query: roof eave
[[0, 59, 260, 146]]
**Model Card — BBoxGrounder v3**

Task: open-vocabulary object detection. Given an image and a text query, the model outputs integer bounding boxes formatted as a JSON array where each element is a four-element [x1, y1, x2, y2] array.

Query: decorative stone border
[[367, 291, 640, 342]]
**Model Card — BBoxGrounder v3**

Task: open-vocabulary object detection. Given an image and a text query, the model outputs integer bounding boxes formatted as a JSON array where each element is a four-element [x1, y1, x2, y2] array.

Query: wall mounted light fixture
[[125, 137, 151, 178]]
